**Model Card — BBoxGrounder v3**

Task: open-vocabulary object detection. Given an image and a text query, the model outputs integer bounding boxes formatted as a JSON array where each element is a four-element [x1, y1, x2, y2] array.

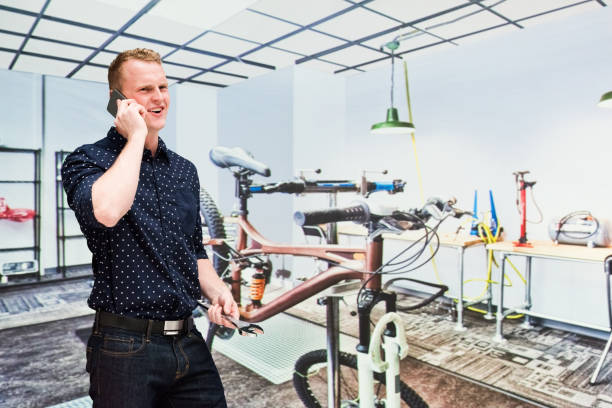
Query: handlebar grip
[[294, 203, 370, 226]]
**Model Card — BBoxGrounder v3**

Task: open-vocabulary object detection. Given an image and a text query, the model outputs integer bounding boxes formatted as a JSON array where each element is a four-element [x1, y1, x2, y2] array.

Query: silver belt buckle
[[163, 320, 183, 335]]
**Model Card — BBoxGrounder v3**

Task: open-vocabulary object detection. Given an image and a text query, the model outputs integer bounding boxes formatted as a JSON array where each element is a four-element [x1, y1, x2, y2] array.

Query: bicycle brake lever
[[197, 300, 264, 337]]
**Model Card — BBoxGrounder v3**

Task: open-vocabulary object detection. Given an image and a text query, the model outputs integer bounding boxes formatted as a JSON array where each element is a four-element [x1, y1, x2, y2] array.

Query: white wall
[[174, 83, 219, 201], [216, 67, 295, 243]]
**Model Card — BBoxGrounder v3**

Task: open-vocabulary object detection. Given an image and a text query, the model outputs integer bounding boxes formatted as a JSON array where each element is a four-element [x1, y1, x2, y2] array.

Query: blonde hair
[[107, 48, 161, 90]]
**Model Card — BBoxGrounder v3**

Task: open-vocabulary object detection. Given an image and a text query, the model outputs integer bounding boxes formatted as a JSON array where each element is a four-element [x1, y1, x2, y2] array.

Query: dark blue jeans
[[86, 324, 227, 408]]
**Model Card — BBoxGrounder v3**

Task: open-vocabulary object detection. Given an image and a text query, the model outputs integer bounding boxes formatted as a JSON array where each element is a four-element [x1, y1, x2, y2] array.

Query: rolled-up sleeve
[[61, 149, 109, 231]]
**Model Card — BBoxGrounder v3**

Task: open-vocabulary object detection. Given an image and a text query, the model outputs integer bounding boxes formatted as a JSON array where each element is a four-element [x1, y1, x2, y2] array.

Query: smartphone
[[106, 88, 126, 117]]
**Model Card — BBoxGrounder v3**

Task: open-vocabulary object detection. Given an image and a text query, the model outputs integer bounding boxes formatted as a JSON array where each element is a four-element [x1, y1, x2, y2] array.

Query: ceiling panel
[[125, 15, 205, 46], [492, 0, 584, 21], [44, 0, 138, 31], [194, 71, 245, 86], [161, 63, 202, 80], [217, 60, 272, 78], [0, 32, 25, 49], [213, 9, 298, 44], [273, 30, 345, 57], [24, 38, 93, 60], [322, 45, 385, 67], [297, 58, 344, 74], [189, 31, 256, 57], [366, 0, 466, 24], [0, 0, 46, 13], [71, 65, 109, 83], [249, 0, 348, 26], [90, 50, 118, 65], [414, 4, 510, 40], [314, 7, 398, 42], [105, 36, 175, 56], [146, 0, 257, 31], [13, 54, 77, 77], [246, 46, 300, 68], [0, 9, 35, 34], [33, 20, 112, 48], [502, 1, 602, 26], [163, 49, 226, 70], [0, 49, 15, 68]]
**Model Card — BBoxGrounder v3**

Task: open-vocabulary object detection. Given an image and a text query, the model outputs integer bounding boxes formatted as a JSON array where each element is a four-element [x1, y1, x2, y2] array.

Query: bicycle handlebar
[[249, 179, 405, 195], [294, 203, 370, 227]]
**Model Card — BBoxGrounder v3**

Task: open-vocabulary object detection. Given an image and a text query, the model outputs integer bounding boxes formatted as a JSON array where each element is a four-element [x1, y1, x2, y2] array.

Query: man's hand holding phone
[[108, 89, 147, 142]]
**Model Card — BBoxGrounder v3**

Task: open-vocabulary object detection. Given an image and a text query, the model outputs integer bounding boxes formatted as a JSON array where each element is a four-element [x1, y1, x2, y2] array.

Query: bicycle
[[199, 146, 466, 407]]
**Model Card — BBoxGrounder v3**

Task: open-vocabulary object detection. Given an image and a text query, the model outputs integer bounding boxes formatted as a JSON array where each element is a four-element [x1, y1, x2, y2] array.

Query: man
[[62, 48, 238, 408]]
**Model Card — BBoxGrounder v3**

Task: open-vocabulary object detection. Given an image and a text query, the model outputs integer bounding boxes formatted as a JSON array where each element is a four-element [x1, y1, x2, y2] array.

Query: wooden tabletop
[[486, 240, 612, 262], [337, 223, 483, 248]]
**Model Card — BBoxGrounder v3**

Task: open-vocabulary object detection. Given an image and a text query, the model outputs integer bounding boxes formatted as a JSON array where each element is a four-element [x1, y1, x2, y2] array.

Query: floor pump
[[513, 171, 536, 247]]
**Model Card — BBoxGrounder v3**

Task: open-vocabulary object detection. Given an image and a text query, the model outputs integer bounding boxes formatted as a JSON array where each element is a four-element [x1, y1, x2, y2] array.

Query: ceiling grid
[[0, 0, 605, 88]]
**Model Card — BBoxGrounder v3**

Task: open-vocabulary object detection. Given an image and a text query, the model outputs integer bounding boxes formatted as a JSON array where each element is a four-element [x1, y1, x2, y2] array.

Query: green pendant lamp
[[371, 41, 415, 135], [599, 91, 612, 108]]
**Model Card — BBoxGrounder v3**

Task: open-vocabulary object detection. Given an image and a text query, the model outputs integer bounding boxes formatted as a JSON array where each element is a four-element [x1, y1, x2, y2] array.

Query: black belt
[[95, 311, 194, 336]]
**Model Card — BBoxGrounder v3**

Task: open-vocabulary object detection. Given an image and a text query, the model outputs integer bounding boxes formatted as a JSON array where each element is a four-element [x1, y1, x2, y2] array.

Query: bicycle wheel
[[199, 187, 230, 277], [293, 349, 428, 408]]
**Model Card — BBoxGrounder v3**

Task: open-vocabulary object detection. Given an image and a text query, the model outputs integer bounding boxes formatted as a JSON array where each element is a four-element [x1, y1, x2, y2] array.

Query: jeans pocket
[[85, 332, 101, 373], [100, 330, 146, 356]]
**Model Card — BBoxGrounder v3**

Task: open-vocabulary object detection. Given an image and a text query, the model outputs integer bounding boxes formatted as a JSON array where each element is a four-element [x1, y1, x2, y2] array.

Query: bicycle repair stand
[[318, 288, 399, 408], [317, 295, 343, 408]]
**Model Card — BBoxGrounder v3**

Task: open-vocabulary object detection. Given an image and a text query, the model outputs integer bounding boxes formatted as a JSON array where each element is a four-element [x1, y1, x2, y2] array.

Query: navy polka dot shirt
[[62, 127, 208, 320]]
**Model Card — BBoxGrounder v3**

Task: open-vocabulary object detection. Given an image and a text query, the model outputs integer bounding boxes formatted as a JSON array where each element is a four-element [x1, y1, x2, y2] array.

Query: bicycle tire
[[199, 187, 235, 342], [293, 349, 428, 408], [199, 187, 230, 277]]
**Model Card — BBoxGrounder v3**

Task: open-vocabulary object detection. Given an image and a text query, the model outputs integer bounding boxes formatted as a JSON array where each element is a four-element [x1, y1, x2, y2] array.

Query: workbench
[[486, 240, 612, 384]]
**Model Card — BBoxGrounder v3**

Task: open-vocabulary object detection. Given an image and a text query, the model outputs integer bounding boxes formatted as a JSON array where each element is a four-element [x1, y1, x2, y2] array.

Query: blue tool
[[470, 189, 500, 236]]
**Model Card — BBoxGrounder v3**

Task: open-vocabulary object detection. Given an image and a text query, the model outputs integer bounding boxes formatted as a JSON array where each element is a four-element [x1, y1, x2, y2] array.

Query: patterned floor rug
[[285, 290, 612, 408], [0, 278, 94, 330]]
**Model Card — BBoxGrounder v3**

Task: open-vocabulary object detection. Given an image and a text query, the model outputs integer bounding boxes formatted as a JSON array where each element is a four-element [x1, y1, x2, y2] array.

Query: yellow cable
[[403, 61, 444, 287], [403, 61, 524, 321]]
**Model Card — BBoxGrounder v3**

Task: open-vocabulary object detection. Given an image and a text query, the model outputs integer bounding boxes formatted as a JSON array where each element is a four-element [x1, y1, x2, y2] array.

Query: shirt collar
[[107, 127, 169, 162]]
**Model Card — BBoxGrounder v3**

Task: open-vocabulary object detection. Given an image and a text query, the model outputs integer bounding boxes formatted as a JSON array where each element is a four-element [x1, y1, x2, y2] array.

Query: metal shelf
[[56, 150, 87, 278], [0, 148, 41, 286]]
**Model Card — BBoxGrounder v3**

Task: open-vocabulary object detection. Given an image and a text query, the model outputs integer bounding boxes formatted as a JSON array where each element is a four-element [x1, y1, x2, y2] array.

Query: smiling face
[[118, 59, 170, 137]]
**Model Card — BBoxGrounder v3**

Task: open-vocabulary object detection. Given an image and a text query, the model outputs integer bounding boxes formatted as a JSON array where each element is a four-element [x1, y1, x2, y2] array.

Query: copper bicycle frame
[[211, 214, 384, 323]]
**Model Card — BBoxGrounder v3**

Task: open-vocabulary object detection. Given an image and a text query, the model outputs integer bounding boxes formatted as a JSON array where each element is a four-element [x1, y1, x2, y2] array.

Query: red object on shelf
[[0, 197, 36, 222]]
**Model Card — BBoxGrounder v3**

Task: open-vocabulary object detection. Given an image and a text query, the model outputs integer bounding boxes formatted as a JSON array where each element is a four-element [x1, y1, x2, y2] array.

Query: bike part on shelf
[[0, 197, 36, 222], [293, 349, 428, 408], [197, 300, 264, 337], [199, 188, 230, 277], [294, 203, 371, 227], [209, 146, 271, 177]]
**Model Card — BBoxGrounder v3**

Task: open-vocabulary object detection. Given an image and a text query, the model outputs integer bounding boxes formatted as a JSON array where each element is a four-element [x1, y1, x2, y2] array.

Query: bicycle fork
[[360, 312, 409, 408], [354, 290, 404, 408]]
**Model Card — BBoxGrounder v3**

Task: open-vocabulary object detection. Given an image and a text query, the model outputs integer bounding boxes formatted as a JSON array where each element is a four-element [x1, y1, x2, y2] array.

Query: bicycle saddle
[[209, 146, 271, 177]]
